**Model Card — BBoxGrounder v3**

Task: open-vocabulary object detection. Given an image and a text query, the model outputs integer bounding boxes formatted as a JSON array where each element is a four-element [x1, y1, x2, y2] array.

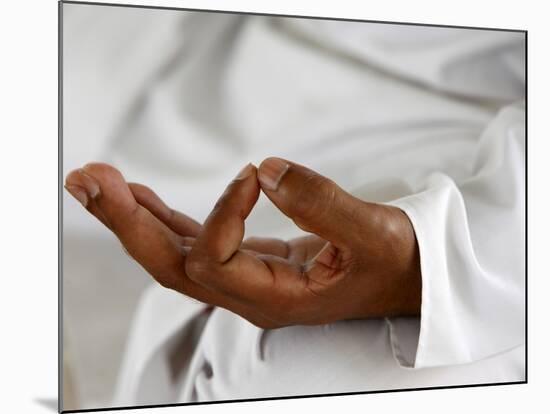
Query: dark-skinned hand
[[65, 158, 421, 329]]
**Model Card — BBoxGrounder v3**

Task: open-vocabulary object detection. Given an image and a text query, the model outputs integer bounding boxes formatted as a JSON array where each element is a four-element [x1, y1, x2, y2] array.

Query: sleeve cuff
[[384, 175, 477, 369]]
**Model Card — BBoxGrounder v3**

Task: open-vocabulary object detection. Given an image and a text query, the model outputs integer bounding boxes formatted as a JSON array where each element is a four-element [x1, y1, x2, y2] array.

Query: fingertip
[[70, 162, 139, 225], [64, 168, 81, 186], [64, 184, 88, 207], [223, 162, 261, 216], [80, 163, 131, 197], [64, 167, 101, 200], [233, 162, 256, 181]]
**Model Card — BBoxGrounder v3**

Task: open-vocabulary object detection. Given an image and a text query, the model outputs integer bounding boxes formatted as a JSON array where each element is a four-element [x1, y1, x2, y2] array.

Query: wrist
[[385, 205, 422, 317]]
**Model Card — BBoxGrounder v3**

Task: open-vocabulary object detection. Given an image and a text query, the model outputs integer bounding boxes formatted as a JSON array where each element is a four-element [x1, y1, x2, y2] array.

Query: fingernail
[[65, 185, 88, 207], [234, 163, 254, 180], [258, 158, 289, 191], [77, 169, 101, 199]]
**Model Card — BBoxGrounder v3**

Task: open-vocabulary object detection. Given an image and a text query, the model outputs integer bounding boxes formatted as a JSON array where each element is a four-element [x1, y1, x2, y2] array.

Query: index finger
[[186, 164, 282, 303]]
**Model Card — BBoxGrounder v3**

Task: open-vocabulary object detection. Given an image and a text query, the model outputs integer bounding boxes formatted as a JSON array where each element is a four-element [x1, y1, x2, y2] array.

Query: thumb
[[258, 157, 365, 248]]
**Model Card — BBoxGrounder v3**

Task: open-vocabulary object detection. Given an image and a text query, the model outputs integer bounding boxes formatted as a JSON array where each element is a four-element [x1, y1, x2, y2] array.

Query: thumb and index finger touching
[[186, 158, 364, 298], [64, 159, 362, 313], [187, 157, 358, 268]]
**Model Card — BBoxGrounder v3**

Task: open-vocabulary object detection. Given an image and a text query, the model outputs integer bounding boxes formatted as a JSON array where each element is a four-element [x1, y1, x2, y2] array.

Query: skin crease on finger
[[65, 161, 422, 329]]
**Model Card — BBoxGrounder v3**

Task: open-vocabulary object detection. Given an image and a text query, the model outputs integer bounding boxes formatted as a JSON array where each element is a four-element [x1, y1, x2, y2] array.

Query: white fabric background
[[61, 4, 525, 410]]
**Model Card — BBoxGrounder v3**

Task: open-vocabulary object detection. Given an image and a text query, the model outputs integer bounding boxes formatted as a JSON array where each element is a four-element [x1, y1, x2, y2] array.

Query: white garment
[[64, 6, 526, 406], [113, 105, 525, 405]]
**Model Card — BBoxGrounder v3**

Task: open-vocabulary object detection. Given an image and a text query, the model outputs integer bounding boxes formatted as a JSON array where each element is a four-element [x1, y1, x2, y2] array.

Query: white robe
[[64, 6, 525, 407]]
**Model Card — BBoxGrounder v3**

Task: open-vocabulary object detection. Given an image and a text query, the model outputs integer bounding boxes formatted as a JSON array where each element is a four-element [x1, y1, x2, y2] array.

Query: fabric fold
[[384, 103, 525, 368]]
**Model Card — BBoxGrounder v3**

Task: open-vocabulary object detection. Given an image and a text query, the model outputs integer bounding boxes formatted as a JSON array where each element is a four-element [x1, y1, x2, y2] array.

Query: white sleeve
[[385, 102, 525, 368]]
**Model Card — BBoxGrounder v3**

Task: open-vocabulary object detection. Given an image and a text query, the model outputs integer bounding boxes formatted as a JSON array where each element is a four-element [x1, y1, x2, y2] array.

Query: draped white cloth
[[63, 5, 525, 407]]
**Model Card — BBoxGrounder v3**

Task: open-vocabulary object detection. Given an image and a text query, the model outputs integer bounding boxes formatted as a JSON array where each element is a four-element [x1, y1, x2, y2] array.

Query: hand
[[65, 158, 421, 328]]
